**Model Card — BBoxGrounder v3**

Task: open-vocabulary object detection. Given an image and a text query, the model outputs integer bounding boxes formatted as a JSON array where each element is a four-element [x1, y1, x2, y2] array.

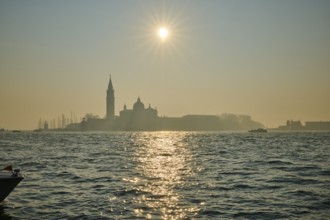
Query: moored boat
[[0, 166, 24, 202], [248, 128, 267, 133]]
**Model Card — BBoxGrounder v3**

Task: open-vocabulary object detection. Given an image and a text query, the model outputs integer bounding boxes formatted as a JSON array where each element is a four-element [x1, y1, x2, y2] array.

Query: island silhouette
[[60, 77, 264, 131]]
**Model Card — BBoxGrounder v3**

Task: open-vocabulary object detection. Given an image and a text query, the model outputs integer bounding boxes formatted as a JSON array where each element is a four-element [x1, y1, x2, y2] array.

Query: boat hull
[[0, 177, 23, 202]]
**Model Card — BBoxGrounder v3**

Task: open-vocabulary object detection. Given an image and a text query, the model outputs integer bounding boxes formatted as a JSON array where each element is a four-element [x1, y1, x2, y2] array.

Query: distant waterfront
[[24, 77, 329, 132], [274, 120, 330, 131]]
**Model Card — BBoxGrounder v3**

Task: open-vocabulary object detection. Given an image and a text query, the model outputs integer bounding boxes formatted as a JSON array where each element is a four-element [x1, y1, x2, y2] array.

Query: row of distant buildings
[[64, 77, 264, 131], [275, 120, 330, 131], [35, 77, 329, 132]]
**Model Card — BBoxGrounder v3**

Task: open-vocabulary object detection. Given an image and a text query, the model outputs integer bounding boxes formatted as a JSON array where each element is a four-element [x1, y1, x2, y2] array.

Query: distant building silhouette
[[44, 121, 49, 130], [116, 98, 158, 130], [106, 76, 115, 121], [276, 120, 330, 131], [305, 121, 330, 130], [67, 77, 264, 131]]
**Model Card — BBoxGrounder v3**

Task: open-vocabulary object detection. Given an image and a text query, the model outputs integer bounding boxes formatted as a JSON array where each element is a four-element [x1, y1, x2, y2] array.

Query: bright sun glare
[[158, 27, 169, 41]]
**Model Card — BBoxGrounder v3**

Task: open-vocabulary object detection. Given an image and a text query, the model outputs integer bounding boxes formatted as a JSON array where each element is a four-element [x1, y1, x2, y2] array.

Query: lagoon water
[[0, 131, 330, 219]]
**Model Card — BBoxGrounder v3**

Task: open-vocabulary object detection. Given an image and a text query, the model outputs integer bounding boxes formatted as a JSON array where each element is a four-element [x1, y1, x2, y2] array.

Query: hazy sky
[[1, 0, 329, 130]]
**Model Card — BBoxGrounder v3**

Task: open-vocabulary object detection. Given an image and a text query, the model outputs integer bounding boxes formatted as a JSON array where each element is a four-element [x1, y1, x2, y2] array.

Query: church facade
[[116, 98, 158, 130]]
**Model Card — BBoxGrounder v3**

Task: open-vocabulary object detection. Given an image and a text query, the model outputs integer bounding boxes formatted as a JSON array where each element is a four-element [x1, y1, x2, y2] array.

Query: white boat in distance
[[0, 165, 24, 202]]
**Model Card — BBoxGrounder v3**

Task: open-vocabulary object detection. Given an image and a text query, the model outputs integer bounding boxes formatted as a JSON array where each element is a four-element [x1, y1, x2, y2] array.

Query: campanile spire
[[106, 75, 115, 120]]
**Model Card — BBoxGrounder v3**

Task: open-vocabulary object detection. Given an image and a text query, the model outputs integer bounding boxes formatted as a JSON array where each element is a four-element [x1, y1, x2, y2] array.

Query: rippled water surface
[[1, 131, 330, 219]]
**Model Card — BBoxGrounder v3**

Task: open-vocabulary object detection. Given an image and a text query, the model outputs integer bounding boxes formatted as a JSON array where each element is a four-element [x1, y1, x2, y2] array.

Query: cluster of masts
[[37, 112, 79, 130]]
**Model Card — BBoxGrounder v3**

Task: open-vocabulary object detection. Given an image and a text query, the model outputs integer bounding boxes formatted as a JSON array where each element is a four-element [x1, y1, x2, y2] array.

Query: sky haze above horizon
[[1, 0, 329, 130]]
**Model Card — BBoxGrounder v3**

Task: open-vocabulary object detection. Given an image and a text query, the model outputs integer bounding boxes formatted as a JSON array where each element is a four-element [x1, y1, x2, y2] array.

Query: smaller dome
[[133, 97, 145, 110]]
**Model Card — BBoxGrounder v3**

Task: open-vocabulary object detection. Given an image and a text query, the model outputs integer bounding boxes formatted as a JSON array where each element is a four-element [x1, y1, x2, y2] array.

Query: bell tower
[[106, 75, 115, 120]]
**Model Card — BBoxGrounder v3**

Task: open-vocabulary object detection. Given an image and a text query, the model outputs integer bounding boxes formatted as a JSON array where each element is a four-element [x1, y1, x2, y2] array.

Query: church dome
[[133, 97, 145, 110]]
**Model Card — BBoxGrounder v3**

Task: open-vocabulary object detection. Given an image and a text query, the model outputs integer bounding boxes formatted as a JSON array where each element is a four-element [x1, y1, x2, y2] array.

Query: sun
[[158, 27, 169, 41]]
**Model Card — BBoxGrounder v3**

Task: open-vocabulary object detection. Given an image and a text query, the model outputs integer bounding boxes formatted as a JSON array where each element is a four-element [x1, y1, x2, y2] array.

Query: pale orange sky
[[1, 0, 329, 130]]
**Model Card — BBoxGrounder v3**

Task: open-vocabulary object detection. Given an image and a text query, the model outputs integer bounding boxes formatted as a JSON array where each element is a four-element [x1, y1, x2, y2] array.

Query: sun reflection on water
[[130, 131, 199, 219]]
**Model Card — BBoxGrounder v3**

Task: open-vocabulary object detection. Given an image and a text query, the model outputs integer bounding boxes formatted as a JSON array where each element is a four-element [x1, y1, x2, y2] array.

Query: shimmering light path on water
[[1, 132, 330, 219]]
